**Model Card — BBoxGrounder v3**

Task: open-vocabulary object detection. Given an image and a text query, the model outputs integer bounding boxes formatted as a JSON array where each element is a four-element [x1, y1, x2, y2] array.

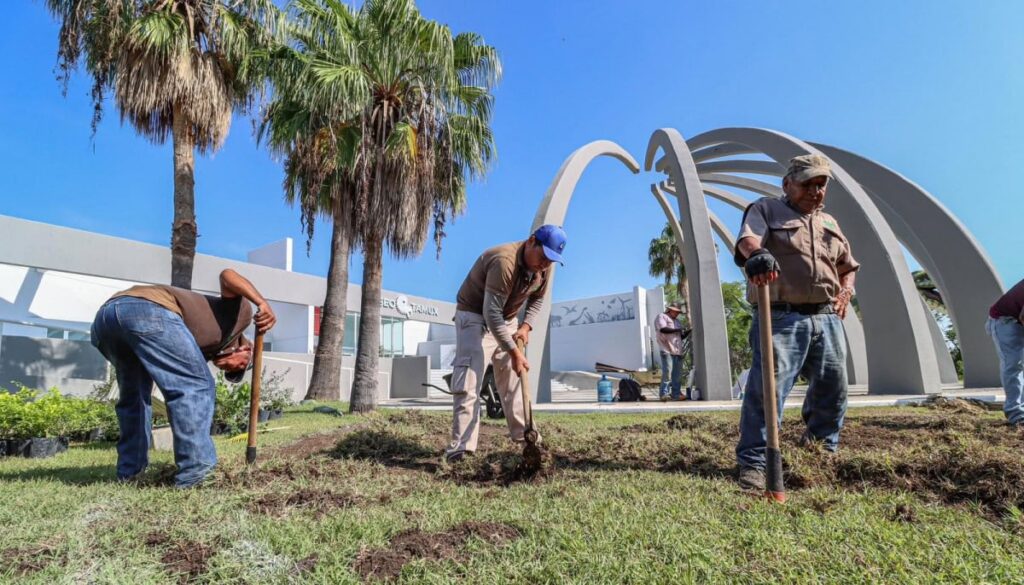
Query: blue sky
[[2, 1, 1021, 302]]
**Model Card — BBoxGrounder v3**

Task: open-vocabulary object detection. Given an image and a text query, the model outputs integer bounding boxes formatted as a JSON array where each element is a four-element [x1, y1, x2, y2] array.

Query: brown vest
[[113, 285, 253, 358]]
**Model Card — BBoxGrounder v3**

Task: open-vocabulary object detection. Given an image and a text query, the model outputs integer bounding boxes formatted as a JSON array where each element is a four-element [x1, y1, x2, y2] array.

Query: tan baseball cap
[[786, 154, 832, 182]]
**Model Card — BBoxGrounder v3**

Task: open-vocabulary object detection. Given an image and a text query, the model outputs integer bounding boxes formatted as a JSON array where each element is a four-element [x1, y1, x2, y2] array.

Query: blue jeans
[[986, 316, 1024, 424], [91, 297, 218, 487], [736, 309, 848, 470], [659, 351, 683, 398]]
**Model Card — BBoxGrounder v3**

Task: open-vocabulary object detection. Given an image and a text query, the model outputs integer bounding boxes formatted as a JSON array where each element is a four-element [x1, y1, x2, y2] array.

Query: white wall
[[549, 286, 661, 373], [266, 301, 312, 353], [550, 319, 644, 372], [403, 320, 430, 357], [247, 238, 293, 271]]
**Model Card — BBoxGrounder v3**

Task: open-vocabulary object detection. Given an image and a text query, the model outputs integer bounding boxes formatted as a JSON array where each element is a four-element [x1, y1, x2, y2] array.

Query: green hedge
[[0, 386, 118, 440]]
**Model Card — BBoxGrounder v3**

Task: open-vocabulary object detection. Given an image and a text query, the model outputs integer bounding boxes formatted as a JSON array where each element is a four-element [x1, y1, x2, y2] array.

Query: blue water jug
[[597, 374, 614, 403]]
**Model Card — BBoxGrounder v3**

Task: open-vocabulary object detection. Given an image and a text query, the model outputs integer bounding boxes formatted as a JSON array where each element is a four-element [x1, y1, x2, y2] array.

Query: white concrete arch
[[646, 128, 733, 399], [687, 128, 941, 395], [691, 159, 961, 385], [527, 140, 641, 403], [811, 142, 1003, 388]]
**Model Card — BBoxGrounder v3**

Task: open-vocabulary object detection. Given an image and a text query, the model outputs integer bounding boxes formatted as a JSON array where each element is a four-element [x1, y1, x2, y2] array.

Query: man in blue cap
[[445, 224, 566, 462]]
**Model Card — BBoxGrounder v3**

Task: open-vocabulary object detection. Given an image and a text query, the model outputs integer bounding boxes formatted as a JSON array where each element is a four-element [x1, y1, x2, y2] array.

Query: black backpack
[[616, 378, 646, 402]]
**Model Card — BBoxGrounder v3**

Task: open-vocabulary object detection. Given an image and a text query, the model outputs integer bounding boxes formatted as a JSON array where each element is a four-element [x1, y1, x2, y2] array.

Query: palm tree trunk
[[305, 213, 351, 400], [350, 235, 383, 413], [170, 103, 197, 289]]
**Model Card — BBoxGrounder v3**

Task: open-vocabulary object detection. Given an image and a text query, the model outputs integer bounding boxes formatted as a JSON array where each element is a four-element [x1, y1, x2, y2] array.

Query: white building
[[0, 215, 665, 401]]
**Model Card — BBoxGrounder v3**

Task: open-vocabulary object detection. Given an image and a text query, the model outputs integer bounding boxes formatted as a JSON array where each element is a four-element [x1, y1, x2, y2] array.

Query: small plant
[[214, 373, 252, 434], [259, 368, 294, 413]]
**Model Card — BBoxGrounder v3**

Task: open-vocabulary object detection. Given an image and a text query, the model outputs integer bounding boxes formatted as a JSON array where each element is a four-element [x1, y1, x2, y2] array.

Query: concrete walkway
[[381, 387, 1005, 414]]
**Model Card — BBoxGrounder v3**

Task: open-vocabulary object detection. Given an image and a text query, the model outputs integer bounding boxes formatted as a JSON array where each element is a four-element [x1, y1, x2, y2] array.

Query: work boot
[[737, 466, 766, 491], [444, 450, 473, 464]]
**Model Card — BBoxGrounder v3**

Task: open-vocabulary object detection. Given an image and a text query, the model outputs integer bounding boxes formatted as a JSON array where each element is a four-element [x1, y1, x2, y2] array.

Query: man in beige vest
[[445, 225, 567, 462]]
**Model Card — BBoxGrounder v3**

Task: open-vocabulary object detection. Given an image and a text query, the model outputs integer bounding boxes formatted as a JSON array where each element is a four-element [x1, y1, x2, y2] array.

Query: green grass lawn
[[1, 400, 1023, 584]]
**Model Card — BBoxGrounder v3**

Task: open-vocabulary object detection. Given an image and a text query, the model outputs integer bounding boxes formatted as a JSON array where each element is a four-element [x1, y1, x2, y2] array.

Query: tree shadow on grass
[[326, 429, 440, 474], [0, 463, 118, 485]]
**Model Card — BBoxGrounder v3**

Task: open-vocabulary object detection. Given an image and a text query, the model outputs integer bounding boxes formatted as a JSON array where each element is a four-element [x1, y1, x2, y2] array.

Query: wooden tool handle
[[516, 338, 533, 431], [757, 284, 785, 502], [246, 333, 265, 464]]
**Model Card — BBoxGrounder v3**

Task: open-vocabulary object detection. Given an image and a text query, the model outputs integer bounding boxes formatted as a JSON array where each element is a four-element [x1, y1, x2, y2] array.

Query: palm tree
[[287, 0, 500, 413], [259, 93, 357, 400], [45, 0, 280, 288], [648, 222, 691, 325]]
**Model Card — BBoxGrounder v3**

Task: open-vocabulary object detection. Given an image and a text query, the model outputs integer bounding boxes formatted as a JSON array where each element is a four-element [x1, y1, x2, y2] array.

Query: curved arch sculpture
[[811, 143, 1003, 388], [645, 129, 733, 399], [686, 127, 942, 395], [693, 149, 964, 386], [529, 128, 1000, 402], [527, 140, 640, 403]]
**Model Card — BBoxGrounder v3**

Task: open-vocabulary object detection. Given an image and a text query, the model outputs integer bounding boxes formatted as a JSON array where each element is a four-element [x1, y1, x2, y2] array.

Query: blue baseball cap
[[533, 224, 567, 265]]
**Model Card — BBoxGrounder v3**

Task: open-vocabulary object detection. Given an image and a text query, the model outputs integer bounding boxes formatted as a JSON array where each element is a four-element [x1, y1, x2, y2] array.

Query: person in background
[[654, 303, 687, 401], [986, 278, 1024, 427]]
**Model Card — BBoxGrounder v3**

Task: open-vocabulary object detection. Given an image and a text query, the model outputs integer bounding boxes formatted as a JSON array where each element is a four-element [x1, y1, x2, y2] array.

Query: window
[[47, 328, 65, 339], [343, 312, 360, 356], [67, 331, 91, 342], [380, 317, 404, 357], [336, 312, 404, 357]]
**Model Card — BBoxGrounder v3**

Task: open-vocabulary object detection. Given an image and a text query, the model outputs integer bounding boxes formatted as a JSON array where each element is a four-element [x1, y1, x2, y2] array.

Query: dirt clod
[[890, 503, 917, 523], [293, 554, 319, 575], [158, 540, 217, 582], [352, 521, 521, 582]]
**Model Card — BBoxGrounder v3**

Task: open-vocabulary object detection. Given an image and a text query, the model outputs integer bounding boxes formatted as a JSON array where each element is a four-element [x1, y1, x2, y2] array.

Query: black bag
[[616, 378, 646, 402]]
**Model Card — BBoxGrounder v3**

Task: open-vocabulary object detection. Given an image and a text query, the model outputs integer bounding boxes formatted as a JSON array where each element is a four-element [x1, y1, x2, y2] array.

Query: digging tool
[[245, 332, 265, 465], [515, 338, 542, 469], [757, 284, 785, 502]]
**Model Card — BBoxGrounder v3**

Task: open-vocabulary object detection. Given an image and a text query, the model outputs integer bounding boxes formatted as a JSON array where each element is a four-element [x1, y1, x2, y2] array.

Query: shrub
[[214, 373, 252, 434], [259, 368, 295, 412], [0, 385, 121, 441]]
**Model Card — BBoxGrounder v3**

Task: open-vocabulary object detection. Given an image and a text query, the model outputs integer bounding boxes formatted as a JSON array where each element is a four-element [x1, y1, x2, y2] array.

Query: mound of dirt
[[352, 521, 521, 582], [250, 488, 357, 519]]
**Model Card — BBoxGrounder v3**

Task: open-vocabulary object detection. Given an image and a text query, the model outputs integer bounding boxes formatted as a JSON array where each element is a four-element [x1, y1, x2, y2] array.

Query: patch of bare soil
[[250, 488, 357, 519], [0, 542, 65, 577], [145, 532, 217, 583], [271, 426, 369, 460], [293, 554, 319, 575], [352, 521, 521, 582]]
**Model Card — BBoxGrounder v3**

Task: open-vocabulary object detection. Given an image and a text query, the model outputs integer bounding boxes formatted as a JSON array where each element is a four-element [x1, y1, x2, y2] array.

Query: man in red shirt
[[986, 278, 1024, 426]]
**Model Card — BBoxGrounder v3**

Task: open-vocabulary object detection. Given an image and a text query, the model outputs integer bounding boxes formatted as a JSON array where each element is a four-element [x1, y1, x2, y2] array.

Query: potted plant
[[8, 388, 71, 458], [0, 389, 26, 457], [259, 368, 294, 421]]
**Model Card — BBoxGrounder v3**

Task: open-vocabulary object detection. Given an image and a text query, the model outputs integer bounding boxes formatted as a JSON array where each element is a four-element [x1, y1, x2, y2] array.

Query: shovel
[[515, 338, 542, 469], [757, 284, 785, 502], [245, 332, 265, 465]]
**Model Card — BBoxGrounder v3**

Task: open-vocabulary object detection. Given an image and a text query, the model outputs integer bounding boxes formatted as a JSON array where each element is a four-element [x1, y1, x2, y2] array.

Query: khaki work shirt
[[455, 241, 550, 319], [738, 197, 860, 305]]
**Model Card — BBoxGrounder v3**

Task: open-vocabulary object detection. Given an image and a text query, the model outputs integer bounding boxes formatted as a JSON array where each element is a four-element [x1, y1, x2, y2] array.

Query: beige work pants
[[447, 310, 534, 455]]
